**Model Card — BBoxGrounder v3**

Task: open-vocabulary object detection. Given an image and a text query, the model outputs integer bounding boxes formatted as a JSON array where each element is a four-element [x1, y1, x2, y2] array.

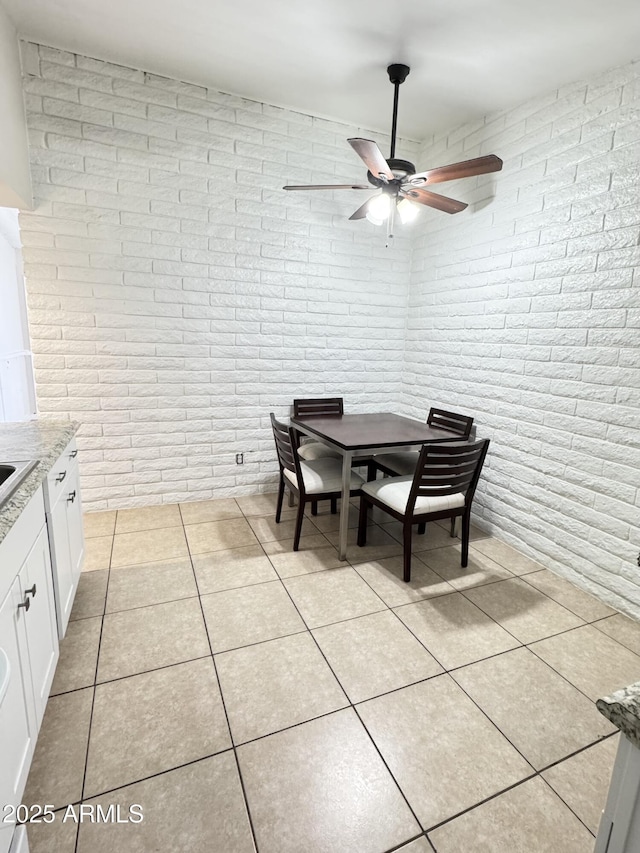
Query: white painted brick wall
[[19, 42, 418, 510], [402, 60, 640, 616], [18, 42, 640, 615]]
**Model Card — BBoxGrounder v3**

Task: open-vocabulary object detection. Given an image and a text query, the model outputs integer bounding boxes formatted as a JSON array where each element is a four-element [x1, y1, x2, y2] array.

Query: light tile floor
[[23, 494, 638, 853]]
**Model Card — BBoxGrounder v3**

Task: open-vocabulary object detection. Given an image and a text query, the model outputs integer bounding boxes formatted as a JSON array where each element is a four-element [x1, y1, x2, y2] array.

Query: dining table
[[289, 411, 467, 560]]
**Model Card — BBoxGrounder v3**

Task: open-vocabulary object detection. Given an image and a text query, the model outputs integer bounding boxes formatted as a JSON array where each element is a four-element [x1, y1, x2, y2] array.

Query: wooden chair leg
[[450, 517, 456, 537], [293, 500, 305, 551], [288, 490, 295, 508], [357, 497, 369, 546], [417, 522, 426, 535], [403, 522, 413, 582], [461, 512, 471, 567], [276, 476, 285, 523], [367, 461, 377, 482], [311, 501, 318, 516], [330, 497, 337, 514]]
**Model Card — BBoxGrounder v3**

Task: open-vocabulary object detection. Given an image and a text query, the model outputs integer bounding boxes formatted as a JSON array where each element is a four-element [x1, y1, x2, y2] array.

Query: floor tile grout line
[[455, 580, 587, 648], [50, 704, 613, 845], [270, 560, 427, 836], [536, 773, 598, 839], [179, 502, 262, 853], [351, 700, 436, 834], [422, 769, 539, 835], [254, 512, 617, 838], [382, 831, 432, 853], [72, 507, 118, 853], [524, 630, 620, 705], [422, 751, 602, 842], [516, 571, 618, 625], [94, 504, 622, 719], [588, 617, 640, 657], [51, 654, 216, 697], [417, 716, 620, 841], [75, 499, 627, 848], [66, 747, 238, 809]]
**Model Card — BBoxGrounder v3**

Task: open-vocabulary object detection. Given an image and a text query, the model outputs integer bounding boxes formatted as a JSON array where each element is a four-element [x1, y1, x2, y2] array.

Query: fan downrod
[[387, 64, 410, 160]]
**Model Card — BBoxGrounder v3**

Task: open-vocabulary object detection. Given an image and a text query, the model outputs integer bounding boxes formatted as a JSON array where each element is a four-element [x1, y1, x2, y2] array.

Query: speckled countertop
[[597, 683, 640, 749], [0, 420, 79, 546]]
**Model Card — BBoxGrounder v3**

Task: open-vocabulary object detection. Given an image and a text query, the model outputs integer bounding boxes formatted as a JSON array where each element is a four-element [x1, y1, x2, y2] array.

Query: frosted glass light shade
[[366, 193, 391, 225], [397, 198, 419, 224]]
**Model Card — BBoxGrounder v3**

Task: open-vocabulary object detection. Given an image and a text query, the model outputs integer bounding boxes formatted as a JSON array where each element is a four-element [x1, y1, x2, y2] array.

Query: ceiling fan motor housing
[[367, 158, 416, 188]]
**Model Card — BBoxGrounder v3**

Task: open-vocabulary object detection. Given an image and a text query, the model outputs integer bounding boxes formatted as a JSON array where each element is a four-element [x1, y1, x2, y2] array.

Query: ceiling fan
[[283, 64, 503, 234]]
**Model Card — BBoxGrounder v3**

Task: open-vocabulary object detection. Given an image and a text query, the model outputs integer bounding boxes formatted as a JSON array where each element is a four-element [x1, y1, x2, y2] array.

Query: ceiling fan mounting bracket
[[387, 64, 410, 85]]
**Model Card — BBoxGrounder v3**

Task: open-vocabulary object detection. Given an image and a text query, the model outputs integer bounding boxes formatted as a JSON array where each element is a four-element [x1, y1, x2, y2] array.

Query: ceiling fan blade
[[406, 155, 503, 186], [349, 196, 377, 220], [283, 184, 370, 190], [347, 138, 395, 182], [401, 187, 468, 215]]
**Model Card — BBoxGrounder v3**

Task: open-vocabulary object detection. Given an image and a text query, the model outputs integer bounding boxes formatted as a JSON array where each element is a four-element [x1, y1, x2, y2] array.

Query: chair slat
[[427, 407, 474, 438]]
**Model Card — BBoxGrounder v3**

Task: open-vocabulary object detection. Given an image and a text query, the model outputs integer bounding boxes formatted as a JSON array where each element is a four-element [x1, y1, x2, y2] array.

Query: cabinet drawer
[[44, 440, 78, 510]]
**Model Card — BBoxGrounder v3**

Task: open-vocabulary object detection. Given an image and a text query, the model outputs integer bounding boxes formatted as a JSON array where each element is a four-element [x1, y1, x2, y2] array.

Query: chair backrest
[[407, 439, 490, 515], [270, 413, 297, 476], [427, 407, 474, 438], [292, 397, 344, 418]]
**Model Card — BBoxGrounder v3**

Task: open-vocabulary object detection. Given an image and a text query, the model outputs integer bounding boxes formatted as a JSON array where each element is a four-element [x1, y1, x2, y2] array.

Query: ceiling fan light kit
[[283, 63, 504, 242]]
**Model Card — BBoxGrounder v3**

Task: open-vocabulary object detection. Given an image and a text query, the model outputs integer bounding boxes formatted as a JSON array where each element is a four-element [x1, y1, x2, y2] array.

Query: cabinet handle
[[17, 596, 30, 613], [25, 584, 37, 599], [69, 450, 78, 458], [56, 471, 67, 483], [67, 491, 76, 503]]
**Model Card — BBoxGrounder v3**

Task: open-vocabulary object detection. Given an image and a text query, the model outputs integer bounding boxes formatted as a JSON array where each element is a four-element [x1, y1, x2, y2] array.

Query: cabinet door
[[0, 581, 35, 853], [19, 529, 59, 730], [46, 466, 84, 639], [65, 467, 84, 595], [47, 494, 72, 639]]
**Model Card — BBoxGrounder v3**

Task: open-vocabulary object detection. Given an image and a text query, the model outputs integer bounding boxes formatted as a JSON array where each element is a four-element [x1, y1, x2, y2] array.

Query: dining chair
[[291, 397, 344, 461], [271, 413, 365, 550], [357, 439, 490, 582], [290, 397, 344, 514], [371, 407, 474, 478]]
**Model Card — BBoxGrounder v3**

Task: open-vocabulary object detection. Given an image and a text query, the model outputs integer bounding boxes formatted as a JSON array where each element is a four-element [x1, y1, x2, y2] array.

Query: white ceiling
[[4, 0, 640, 140]]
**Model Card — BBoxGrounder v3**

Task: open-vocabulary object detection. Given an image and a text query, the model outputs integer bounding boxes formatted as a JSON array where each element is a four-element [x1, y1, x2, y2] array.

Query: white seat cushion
[[298, 441, 341, 461], [284, 458, 365, 495], [362, 475, 465, 515], [374, 451, 419, 476]]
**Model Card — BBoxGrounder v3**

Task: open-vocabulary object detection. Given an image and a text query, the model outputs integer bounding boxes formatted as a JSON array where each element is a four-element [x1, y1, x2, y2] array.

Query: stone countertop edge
[[597, 683, 640, 749], [0, 419, 79, 547]]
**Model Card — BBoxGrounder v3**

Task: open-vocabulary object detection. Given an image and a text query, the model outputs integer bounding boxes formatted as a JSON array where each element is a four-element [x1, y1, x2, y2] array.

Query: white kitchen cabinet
[[17, 527, 59, 728], [44, 440, 85, 639], [0, 579, 36, 853], [0, 488, 58, 853]]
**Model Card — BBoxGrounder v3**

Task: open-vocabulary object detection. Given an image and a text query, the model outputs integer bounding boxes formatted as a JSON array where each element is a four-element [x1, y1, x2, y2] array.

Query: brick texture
[[18, 43, 640, 615], [402, 60, 640, 616], [19, 43, 417, 509]]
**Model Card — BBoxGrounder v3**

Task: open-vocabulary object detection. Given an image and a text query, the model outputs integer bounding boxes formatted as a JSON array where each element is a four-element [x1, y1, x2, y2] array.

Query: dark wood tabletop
[[290, 412, 464, 451]]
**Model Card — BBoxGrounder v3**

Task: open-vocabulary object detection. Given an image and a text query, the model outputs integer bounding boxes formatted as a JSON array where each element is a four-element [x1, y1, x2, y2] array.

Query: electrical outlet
[[235, 453, 244, 465]]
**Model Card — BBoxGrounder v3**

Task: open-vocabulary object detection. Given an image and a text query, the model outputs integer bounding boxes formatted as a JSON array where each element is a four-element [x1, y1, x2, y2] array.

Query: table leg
[[338, 450, 352, 561]]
